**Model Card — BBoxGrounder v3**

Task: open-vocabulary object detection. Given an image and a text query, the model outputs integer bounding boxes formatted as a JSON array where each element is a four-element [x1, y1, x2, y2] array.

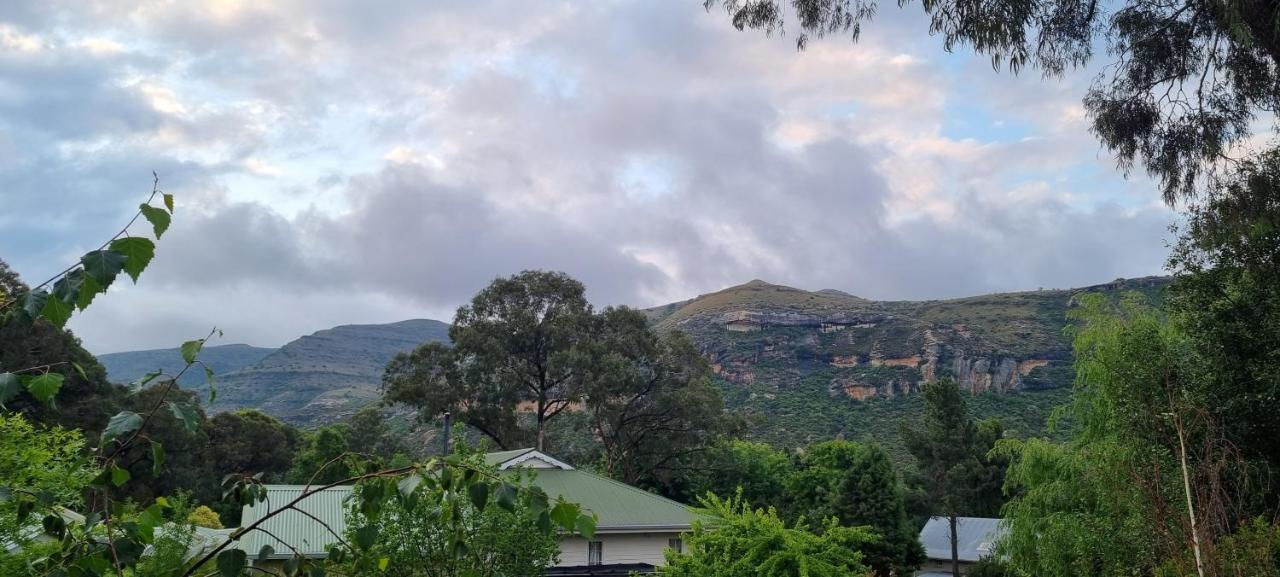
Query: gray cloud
[[0, 0, 1176, 353]]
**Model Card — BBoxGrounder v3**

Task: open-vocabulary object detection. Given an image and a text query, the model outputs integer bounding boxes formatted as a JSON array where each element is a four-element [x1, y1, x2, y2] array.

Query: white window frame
[[668, 537, 683, 553]]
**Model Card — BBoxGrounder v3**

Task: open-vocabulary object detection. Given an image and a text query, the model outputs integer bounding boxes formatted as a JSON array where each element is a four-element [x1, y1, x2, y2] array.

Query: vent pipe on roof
[[441, 412, 452, 456]]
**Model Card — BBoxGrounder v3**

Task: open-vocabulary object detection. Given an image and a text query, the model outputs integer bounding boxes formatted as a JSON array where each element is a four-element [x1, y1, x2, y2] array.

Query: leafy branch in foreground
[[0, 175, 174, 408]]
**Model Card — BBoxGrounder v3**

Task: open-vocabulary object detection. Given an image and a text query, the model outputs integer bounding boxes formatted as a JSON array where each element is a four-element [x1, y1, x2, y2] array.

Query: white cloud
[[0, 0, 1177, 352]]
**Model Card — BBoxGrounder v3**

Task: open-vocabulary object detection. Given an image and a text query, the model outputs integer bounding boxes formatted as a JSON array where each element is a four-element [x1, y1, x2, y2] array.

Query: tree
[[900, 379, 981, 577], [0, 258, 128, 437], [385, 271, 594, 451], [660, 492, 876, 577], [704, 0, 1280, 202], [187, 505, 223, 529], [347, 405, 408, 459], [582, 307, 737, 493], [287, 424, 354, 485], [693, 440, 792, 513], [0, 412, 95, 547], [1168, 149, 1280, 480], [996, 294, 1271, 576], [785, 441, 923, 576], [113, 386, 211, 505], [342, 457, 563, 577], [204, 409, 299, 481]]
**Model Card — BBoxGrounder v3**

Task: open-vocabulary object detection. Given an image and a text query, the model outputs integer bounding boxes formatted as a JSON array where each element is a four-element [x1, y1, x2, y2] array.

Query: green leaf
[[77, 272, 104, 310], [397, 474, 421, 498], [217, 549, 247, 577], [80, 249, 127, 288], [110, 465, 131, 487], [163, 193, 175, 213], [132, 369, 162, 389], [151, 441, 165, 476], [109, 237, 156, 283], [574, 514, 596, 539], [0, 373, 21, 409], [139, 203, 171, 238], [25, 373, 64, 404], [550, 502, 579, 531], [42, 514, 66, 538], [258, 545, 275, 561], [354, 525, 378, 550], [495, 482, 518, 512], [22, 289, 47, 319], [467, 481, 489, 511], [181, 339, 204, 364], [168, 401, 200, 433], [52, 269, 84, 308], [70, 361, 89, 380], [378, 557, 390, 572], [40, 294, 73, 328], [103, 410, 144, 443]]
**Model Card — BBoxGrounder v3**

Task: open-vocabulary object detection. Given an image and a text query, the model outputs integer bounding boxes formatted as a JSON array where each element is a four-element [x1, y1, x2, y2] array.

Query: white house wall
[[557, 532, 681, 567]]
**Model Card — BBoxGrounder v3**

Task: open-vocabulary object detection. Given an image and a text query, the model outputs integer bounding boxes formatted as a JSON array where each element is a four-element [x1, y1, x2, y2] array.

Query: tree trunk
[[1176, 414, 1206, 577], [950, 514, 960, 576]]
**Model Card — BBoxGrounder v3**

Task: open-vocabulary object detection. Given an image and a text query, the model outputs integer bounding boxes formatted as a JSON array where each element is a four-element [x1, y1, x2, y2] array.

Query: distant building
[[915, 516, 1005, 576], [235, 449, 693, 576]]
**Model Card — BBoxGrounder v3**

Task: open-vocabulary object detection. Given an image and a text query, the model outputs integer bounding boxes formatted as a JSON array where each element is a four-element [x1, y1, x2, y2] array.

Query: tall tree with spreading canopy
[[384, 270, 593, 451], [704, 0, 1280, 202], [581, 306, 737, 493]]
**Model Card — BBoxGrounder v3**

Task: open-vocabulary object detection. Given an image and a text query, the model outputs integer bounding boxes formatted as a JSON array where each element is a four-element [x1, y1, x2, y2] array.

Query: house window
[[588, 541, 603, 565], [668, 538, 683, 553]]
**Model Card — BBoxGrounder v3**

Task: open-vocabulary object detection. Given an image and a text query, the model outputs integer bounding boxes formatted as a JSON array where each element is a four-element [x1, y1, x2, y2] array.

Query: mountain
[[99, 344, 277, 389], [212, 319, 452, 425], [646, 277, 1169, 450], [99, 320, 451, 426]]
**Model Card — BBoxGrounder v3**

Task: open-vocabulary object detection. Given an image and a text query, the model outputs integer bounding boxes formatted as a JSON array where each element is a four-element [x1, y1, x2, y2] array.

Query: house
[[915, 516, 1006, 576], [236, 449, 693, 576]]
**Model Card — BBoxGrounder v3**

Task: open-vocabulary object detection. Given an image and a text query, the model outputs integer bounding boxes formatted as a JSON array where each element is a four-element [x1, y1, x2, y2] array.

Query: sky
[[0, 1, 1177, 354]]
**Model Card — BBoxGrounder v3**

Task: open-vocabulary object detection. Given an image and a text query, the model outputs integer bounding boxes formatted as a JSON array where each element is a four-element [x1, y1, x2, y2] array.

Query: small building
[[916, 516, 1005, 576], [236, 449, 692, 576]]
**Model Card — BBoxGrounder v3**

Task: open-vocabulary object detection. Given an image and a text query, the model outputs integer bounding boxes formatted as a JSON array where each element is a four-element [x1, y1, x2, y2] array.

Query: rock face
[[649, 278, 1170, 404]]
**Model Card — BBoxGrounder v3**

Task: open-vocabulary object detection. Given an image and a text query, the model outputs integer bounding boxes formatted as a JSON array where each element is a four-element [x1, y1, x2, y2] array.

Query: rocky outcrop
[[717, 310, 890, 331]]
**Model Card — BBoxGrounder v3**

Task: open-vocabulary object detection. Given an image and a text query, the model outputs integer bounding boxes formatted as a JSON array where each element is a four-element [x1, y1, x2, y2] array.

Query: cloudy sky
[[0, 1, 1176, 353]]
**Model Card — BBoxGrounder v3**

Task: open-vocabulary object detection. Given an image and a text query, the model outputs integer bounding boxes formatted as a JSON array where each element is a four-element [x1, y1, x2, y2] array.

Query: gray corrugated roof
[[237, 485, 352, 558], [918, 516, 1005, 562]]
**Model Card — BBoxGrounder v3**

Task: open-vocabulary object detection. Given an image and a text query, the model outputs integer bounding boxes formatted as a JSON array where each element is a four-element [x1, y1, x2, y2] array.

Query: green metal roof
[[236, 451, 692, 558], [523, 468, 692, 530]]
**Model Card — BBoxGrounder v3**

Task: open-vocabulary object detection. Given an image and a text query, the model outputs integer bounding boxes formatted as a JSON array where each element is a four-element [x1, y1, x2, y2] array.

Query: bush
[[187, 505, 223, 529]]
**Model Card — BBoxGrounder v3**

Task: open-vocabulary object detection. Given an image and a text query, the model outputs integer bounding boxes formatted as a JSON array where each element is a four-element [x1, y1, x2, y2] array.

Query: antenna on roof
[[441, 412, 452, 456]]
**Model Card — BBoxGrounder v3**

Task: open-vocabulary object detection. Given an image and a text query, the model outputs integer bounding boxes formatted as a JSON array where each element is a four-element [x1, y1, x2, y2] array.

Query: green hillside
[[649, 277, 1168, 448], [210, 319, 451, 425], [99, 344, 277, 390]]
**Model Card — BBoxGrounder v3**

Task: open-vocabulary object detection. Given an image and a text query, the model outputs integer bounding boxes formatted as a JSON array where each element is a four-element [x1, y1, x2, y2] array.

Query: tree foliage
[[786, 441, 923, 576], [660, 492, 876, 577], [693, 440, 793, 512], [342, 455, 563, 577], [704, 0, 1280, 202], [385, 270, 593, 451], [582, 307, 736, 492]]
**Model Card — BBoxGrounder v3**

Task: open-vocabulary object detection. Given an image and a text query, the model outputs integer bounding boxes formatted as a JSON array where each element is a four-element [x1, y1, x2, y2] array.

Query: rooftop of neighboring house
[[918, 516, 1006, 563], [236, 449, 694, 559]]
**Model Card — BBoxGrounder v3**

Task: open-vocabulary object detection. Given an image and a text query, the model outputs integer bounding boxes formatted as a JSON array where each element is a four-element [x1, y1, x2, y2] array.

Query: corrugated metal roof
[[918, 516, 1005, 562], [238, 485, 352, 558], [236, 452, 693, 558], [525, 468, 692, 530]]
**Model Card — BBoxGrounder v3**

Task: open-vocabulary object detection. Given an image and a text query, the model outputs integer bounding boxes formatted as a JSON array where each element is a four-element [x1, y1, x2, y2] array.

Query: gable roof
[[237, 451, 692, 558], [918, 516, 1006, 563]]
